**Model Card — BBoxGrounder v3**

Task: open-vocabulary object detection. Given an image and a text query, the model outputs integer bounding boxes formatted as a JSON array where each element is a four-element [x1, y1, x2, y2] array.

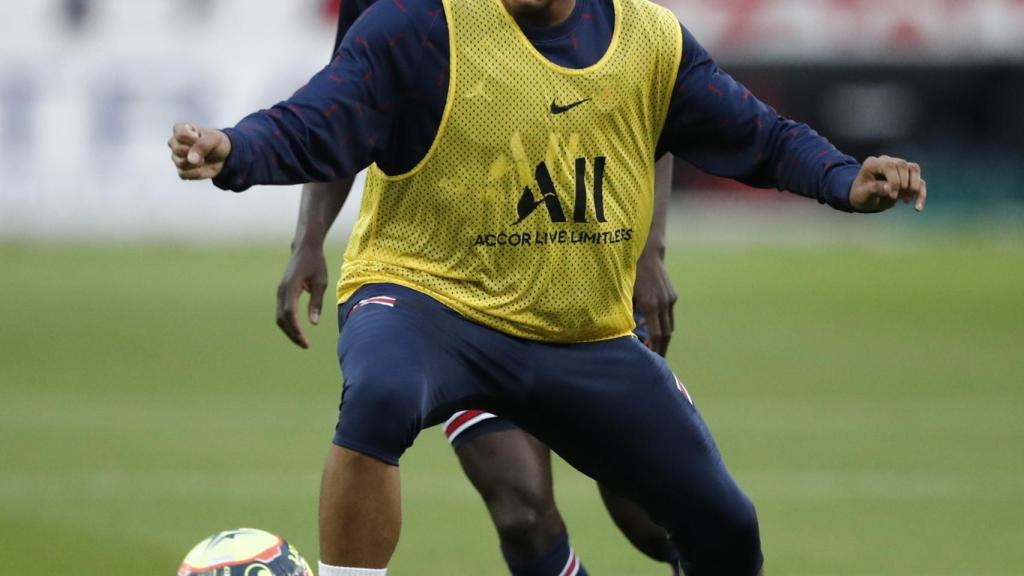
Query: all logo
[[472, 132, 631, 249], [514, 157, 607, 225]]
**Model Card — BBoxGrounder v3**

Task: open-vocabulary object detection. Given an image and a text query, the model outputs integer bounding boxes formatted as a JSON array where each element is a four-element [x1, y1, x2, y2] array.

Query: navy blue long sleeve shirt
[[215, 0, 860, 211]]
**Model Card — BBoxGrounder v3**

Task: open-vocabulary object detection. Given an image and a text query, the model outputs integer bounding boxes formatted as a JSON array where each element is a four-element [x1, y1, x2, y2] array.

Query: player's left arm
[[658, 26, 926, 213]]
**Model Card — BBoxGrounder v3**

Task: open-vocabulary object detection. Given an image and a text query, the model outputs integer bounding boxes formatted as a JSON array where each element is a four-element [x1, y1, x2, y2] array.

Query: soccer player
[[168, 0, 927, 575], [276, 5, 682, 575], [280, 176, 679, 576]]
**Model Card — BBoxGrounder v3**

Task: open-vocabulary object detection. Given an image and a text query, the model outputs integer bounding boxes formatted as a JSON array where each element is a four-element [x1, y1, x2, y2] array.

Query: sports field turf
[[1, 231, 1021, 575]]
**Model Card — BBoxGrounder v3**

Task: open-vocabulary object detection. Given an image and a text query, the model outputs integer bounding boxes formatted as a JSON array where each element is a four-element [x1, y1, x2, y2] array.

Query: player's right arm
[[169, 0, 420, 187]]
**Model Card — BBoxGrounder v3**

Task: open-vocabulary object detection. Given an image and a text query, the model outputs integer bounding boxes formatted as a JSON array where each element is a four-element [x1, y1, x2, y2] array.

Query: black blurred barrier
[[676, 62, 1024, 210]]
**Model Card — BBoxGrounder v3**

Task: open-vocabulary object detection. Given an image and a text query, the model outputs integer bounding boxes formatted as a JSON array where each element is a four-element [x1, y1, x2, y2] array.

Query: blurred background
[[1, 1, 1022, 574], [2, 0, 1024, 239]]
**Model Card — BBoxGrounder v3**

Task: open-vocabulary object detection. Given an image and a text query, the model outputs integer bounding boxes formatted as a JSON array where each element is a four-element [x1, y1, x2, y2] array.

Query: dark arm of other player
[[275, 178, 354, 349], [659, 27, 926, 213], [634, 155, 677, 357], [273, 0, 368, 350]]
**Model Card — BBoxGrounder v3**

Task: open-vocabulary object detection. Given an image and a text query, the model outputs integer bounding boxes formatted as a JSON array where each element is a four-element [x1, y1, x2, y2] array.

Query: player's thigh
[[333, 285, 480, 464]]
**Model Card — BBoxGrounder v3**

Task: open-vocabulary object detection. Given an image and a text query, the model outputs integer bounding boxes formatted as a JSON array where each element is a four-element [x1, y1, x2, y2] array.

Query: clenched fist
[[849, 155, 927, 213], [168, 123, 231, 180]]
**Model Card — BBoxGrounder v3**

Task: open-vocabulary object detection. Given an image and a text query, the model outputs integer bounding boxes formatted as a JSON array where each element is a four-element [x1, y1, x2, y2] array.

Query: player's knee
[[690, 495, 762, 575], [720, 496, 761, 566], [334, 372, 424, 460], [486, 486, 564, 559]]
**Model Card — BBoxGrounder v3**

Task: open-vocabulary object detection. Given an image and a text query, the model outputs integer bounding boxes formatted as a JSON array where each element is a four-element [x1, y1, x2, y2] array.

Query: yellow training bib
[[338, 0, 682, 342]]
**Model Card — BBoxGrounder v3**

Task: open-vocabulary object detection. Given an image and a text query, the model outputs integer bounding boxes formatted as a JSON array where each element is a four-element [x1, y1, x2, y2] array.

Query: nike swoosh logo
[[550, 98, 591, 115]]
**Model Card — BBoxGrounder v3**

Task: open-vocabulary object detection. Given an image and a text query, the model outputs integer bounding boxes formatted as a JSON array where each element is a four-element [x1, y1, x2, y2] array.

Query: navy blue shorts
[[441, 309, 650, 448], [333, 283, 763, 575]]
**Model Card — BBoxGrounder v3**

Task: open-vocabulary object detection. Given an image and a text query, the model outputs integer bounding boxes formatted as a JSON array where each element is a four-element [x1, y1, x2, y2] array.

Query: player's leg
[[589, 310, 680, 574], [447, 411, 680, 574], [319, 284, 512, 574], [597, 485, 681, 574], [319, 445, 400, 568], [319, 295, 425, 571], [520, 339, 764, 576], [447, 417, 587, 575]]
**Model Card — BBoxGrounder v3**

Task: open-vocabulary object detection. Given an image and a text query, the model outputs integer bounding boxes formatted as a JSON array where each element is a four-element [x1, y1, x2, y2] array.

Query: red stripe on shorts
[[444, 410, 485, 437]]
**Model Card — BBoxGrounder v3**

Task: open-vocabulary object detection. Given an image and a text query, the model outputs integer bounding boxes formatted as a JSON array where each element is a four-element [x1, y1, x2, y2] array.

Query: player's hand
[[634, 249, 677, 357], [168, 122, 231, 180], [275, 244, 329, 349], [849, 155, 927, 213]]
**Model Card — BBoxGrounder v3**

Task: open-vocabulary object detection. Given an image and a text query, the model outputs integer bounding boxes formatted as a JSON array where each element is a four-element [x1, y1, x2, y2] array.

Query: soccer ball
[[177, 528, 313, 576]]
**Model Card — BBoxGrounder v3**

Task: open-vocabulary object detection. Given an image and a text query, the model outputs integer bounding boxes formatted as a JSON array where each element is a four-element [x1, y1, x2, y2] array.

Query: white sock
[[318, 561, 387, 576]]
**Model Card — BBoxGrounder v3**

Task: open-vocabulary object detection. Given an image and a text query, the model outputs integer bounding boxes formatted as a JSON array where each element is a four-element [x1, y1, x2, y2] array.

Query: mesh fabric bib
[[337, 0, 682, 342]]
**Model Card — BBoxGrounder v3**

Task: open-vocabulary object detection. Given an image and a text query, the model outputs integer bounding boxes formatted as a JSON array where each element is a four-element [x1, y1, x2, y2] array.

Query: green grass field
[[1, 233, 1022, 575]]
